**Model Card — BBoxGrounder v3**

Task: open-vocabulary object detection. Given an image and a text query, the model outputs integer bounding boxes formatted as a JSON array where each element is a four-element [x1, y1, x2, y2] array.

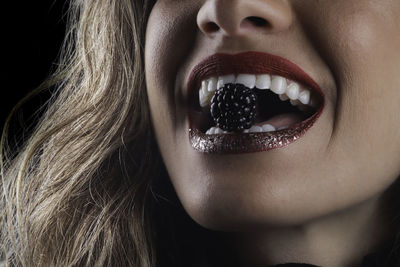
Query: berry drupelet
[[210, 83, 257, 132]]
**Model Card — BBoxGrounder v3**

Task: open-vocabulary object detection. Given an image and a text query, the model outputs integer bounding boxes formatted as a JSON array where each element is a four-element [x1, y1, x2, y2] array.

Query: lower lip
[[188, 104, 324, 154]]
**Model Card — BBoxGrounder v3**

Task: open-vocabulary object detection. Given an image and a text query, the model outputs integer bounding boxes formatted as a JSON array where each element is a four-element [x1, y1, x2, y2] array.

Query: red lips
[[186, 51, 325, 154]]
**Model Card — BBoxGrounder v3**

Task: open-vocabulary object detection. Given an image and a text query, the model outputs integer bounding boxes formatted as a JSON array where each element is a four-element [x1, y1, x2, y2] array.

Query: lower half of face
[[144, 0, 400, 230]]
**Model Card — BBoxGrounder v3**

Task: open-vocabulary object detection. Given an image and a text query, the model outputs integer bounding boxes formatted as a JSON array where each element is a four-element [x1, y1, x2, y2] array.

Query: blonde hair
[[1, 0, 161, 266]]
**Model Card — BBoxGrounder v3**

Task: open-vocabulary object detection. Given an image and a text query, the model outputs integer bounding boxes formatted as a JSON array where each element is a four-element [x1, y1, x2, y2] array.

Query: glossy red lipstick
[[187, 51, 325, 154]]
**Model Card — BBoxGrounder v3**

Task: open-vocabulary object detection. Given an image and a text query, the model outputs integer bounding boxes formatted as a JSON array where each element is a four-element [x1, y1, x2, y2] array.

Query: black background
[[2, 1, 66, 130]]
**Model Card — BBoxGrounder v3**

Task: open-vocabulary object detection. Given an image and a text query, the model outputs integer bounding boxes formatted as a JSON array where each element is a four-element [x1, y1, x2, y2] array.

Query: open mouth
[[187, 52, 325, 154], [195, 73, 321, 134]]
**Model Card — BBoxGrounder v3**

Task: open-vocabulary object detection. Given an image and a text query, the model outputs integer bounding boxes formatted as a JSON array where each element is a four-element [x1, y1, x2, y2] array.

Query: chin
[[178, 181, 330, 231]]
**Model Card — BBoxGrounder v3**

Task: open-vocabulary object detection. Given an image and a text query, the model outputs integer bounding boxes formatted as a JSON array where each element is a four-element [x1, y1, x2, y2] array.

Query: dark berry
[[210, 83, 257, 132]]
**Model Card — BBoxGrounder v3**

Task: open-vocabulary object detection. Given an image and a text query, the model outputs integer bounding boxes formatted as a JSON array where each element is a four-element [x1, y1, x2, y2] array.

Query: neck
[[226, 195, 391, 267]]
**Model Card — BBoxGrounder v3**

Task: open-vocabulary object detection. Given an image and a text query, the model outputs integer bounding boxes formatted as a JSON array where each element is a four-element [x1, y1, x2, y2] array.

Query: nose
[[197, 0, 293, 37]]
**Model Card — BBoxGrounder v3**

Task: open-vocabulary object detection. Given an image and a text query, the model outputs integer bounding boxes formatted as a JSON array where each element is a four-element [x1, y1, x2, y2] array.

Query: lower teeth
[[206, 123, 278, 135]]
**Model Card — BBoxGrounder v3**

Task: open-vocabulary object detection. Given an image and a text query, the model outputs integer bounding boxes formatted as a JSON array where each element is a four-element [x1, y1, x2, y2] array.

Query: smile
[[186, 52, 325, 153]]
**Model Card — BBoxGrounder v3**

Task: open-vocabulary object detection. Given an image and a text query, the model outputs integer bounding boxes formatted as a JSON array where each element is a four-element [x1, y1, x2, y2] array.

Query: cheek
[[145, 1, 198, 91], [145, 7, 178, 107], [321, 4, 400, 186], [144, 2, 202, 177], [295, 1, 400, 199], [295, 1, 400, 145], [145, 1, 199, 132], [329, 5, 400, 142]]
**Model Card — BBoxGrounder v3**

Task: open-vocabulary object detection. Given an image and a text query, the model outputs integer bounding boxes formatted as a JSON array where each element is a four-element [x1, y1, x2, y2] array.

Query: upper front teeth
[[236, 74, 256, 88], [207, 77, 218, 92], [255, 74, 271, 89], [270, 76, 287, 94], [286, 82, 300, 100], [199, 73, 317, 108], [217, 74, 235, 89]]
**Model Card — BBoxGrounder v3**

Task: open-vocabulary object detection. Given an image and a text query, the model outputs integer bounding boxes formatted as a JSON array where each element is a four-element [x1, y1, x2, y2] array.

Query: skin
[[145, 0, 400, 266]]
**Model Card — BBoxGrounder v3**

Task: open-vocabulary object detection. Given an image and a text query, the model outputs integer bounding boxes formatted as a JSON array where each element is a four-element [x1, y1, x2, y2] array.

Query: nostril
[[245, 16, 269, 27], [203, 22, 220, 33]]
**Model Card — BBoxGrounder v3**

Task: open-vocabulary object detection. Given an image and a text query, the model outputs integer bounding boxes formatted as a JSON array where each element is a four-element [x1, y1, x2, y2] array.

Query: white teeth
[[286, 83, 300, 100], [205, 126, 232, 135], [199, 89, 207, 107], [205, 127, 215, 135], [205, 124, 278, 135], [207, 77, 218, 93], [199, 74, 319, 111], [270, 76, 287, 94], [249, 125, 263, 133], [236, 74, 256, 88], [298, 90, 310, 105], [217, 74, 236, 89], [255, 74, 271, 90], [222, 74, 236, 83], [217, 79, 224, 90], [201, 80, 208, 95], [200, 80, 213, 108], [262, 124, 276, 132], [214, 127, 223, 134]]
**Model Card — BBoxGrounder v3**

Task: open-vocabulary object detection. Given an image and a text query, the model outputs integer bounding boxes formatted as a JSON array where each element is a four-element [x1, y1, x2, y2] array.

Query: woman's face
[[145, 0, 400, 229]]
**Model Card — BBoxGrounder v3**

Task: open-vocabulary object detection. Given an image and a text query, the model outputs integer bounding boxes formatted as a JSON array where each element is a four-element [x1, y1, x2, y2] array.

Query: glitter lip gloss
[[186, 51, 325, 154]]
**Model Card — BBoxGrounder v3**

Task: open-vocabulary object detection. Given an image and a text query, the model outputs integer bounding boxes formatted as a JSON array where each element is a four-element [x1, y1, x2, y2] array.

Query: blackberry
[[210, 83, 257, 132]]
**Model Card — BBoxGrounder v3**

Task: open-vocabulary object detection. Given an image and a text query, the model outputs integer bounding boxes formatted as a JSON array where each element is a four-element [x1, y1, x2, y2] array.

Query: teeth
[[262, 124, 276, 132], [255, 74, 271, 90], [205, 127, 232, 135], [236, 74, 256, 89], [217, 74, 236, 89], [205, 127, 215, 135], [204, 123, 291, 135], [205, 123, 279, 135], [201, 80, 208, 95], [270, 76, 287, 94], [298, 90, 310, 105], [286, 82, 300, 100], [199, 80, 213, 108], [200, 78, 218, 107], [214, 127, 223, 134], [249, 125, 263, 133], [199, 89, 207, 107], [217, 79, 224, 90], [199, 74, 319, 112], [207, 77, 218, 93]]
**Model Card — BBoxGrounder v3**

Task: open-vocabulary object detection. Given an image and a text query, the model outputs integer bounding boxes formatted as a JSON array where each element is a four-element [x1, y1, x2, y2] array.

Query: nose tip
[[197, 0, 293, 37]]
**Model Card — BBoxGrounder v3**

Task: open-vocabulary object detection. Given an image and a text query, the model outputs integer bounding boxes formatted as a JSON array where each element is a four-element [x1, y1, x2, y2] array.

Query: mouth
[[186, 52, 325, 154]]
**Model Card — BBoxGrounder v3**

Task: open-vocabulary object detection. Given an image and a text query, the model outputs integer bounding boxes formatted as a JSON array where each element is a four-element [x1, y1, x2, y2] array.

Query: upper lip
[[186, 51, 325, 107]]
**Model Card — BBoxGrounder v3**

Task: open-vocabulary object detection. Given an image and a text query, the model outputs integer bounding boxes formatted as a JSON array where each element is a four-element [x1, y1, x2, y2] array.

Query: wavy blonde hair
[[0, 0, 164, 266]]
